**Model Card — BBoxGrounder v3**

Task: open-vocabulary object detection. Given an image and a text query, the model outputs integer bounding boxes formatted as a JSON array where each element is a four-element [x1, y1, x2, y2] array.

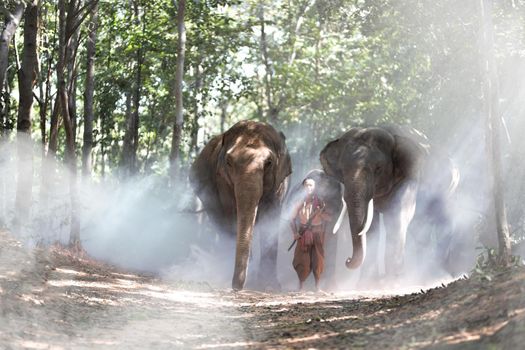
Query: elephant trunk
[[231, 173, 263, 290], [345, 177, 374, 269]]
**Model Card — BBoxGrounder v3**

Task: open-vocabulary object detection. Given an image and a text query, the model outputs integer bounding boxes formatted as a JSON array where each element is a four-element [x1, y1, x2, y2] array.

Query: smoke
[[0, 107, 519, 296], [0, 138, 245, 290]]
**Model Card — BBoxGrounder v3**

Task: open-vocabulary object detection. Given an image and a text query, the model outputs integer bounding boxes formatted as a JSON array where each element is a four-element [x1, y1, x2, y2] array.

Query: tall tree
[[54, 0, 97, 249], [480, 0, 512, 265], [82, 1, 98, 177], [169, 0, 186, 182], [0, 2, 25, 136], [121, 0, 145, 176], [14, 0, 39, 227], [36, 1, 57, 153]]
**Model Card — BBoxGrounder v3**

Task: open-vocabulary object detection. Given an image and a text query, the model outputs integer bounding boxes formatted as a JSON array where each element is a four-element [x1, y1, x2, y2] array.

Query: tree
[[82, 1, 98, 177], [121, 0, 145, 176], [0, 2, 25, 137], [14, 0, 39, 227], [480, 0, 511, 265], [169, 0, 186, 182], [53, 0, 98, 248]]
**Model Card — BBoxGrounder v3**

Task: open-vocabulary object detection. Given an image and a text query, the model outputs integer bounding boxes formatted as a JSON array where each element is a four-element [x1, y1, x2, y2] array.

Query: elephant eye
[[226, 156, 233, 167], [265, 159, 273, 167], [374, 166, 382, 175]]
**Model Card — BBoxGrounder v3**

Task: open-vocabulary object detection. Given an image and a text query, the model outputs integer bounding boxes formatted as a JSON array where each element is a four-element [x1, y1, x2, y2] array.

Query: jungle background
[[1, 0, 525, 348]]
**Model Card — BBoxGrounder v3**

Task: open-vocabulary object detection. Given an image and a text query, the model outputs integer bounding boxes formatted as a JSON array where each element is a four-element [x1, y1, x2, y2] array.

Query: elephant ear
[[190, 134, 223, 198], [320, 139, 343, 181], [274, 130, 292, 196], [392, 134, 426, 183]]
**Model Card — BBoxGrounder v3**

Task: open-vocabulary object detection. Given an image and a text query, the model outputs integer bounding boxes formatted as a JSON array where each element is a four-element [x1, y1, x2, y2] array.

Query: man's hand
[[293, 232, 301, 241]]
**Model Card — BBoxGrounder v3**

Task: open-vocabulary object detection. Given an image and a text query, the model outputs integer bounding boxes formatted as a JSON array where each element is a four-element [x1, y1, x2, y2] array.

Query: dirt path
[[1, 230, 524, 349]]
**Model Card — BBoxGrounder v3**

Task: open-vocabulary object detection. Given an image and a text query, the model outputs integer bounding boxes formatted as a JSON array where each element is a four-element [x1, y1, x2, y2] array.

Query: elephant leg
[[321, 230, 337, 290], [383, 181, 418, 278]]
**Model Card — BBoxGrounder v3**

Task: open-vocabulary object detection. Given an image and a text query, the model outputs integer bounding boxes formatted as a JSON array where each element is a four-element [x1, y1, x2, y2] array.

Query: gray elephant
[[190, 120, 292, 290], [320, 125, 458, 280]]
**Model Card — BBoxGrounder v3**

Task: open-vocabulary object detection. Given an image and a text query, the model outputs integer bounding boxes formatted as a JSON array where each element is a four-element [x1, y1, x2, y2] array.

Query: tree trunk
[[121, 1, 143, 176], [258, 4, 275, 124], [100, 110, 106, 177], [169, 0, 186, 183], [37, 3, 50, 152], [57, 0, 82, 249], [189, 62, 201, 157], [14, 0, 39, 228], [17, 1, 39, 134], [121, 90, 134, 173], [67, 27, 80, 141], [0, 3, 25, 137], [82, 2, 98, 178], [480, 0, 512, 266], [220, 100, 227, 134]]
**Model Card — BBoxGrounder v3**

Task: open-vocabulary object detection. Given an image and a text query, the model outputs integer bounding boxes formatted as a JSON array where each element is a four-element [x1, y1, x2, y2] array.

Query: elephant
[[190, 120, 292, 290], [319, 124, 458, 281]]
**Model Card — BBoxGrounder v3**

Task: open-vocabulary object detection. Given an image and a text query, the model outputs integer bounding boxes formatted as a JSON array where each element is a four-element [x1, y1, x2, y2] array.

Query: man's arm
[[290, 220, 300, 240]]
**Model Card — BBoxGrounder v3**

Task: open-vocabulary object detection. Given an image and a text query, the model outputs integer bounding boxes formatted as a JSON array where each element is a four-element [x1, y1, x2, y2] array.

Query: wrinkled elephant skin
[[320, 125, 458, 281], [190, 121, 292, 291]]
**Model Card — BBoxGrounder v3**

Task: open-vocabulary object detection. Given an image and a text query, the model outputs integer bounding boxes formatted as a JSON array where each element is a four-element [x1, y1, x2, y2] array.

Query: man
[[290, 177, 330, 291]]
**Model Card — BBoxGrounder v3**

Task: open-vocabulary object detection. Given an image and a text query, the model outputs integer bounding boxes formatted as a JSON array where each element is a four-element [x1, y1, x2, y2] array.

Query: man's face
[[303, 179, 315, 195]]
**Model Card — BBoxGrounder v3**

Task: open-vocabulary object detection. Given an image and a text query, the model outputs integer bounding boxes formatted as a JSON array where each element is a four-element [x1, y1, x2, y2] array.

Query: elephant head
[[191, 120, 291, 290], [320, 125, 428, 270]]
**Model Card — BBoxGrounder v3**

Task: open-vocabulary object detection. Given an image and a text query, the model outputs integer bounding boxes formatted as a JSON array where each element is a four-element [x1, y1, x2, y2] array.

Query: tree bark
[[14, 0, 39, 228], [258, 4, 275, 124], [67, 27, 80, 141], [0, 3, 25, 136], [220, 100, 227, 134], [17, 1, 39, 134], [169, 0, 186, 183], [121, 0, 143, 176], [82, 2, 98, 177], [480, 0, 512, 266], [189, 62, 201, 157], [58, 0, 92, 249]]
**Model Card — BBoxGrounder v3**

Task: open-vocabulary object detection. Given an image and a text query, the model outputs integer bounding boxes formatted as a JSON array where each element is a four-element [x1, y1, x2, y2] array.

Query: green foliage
[[472, 246, 523, 282], [3, 0, 524, 178]]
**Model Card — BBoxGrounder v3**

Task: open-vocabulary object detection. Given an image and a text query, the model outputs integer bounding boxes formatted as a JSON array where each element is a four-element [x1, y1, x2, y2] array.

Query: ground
[[1, 230, 524, 349]]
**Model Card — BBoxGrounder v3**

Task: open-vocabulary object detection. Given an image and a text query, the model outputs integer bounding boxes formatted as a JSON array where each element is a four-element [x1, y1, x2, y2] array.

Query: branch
[[33, 91, 42, 105], [288, 0, 317, 66], [66, 0, 98, 41]]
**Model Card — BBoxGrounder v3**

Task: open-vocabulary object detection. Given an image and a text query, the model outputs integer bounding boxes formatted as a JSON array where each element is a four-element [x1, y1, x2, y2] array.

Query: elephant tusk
[[447, 165, 460, 197], [332, 198, 347, 234], [357, 199, 374, 236]]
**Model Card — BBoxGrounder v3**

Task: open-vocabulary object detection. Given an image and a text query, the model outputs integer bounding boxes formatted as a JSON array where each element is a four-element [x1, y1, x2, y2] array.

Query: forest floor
[[1, 229, 525, 349]]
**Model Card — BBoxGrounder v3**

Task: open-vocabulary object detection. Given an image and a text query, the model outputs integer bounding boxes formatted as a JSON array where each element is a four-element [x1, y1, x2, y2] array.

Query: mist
[[0, 141, 242, 289], [1, 0, 524, 298]]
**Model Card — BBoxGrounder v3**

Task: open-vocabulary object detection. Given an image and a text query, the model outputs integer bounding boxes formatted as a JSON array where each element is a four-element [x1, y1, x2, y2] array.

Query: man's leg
[[293, 243, 311, 291], [312, 230, 325, 291]]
